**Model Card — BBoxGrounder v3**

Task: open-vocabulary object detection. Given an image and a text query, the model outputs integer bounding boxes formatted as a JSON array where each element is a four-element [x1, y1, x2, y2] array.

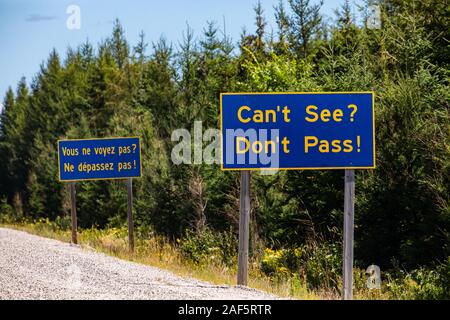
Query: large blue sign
[[221, 92, 375, 170], [58, 137, 142, 181]]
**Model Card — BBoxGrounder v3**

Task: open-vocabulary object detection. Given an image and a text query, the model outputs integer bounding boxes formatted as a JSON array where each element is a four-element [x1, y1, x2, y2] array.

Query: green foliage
[[303, 242, 342, 291], [178, 228, 237, 266], [260, 241, 341, 291], [0, 197, 15, 223], [260, 248, 301, 277], [357, 68, 450, 268], [239, 50, 317, 91], [385, 258, 450, 299]]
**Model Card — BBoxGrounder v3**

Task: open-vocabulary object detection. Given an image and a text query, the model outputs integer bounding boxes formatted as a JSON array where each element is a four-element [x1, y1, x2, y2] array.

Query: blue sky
[[0, 0, 359, 104]]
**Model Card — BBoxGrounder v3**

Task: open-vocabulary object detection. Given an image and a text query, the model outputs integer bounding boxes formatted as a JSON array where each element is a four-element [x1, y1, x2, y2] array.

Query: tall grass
[[1, 219, 319, 299], [2, 219, 448, 300]]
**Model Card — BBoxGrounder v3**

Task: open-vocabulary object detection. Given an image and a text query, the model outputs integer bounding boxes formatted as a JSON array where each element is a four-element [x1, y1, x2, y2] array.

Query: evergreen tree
[[288, 0, 323, 58], [254, 1, 267, 53], [110, 19, 130, 69], [274, 0, 292, 54], [0, 88, 15, 198]]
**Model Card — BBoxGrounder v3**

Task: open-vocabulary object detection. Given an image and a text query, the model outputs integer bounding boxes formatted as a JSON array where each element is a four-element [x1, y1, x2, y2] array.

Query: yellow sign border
[[219, 91, 376, 171], [57, 136, 143, 182]]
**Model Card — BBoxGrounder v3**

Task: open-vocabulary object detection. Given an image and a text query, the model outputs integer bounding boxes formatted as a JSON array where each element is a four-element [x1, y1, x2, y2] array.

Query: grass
[[6, 219, 440, 300], [2, 218, 447, 300], [1, 220, 325, 300]]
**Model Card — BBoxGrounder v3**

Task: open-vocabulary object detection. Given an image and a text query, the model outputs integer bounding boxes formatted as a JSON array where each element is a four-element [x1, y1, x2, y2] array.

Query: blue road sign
[[58, 137, 142, 181], [220, 92, 375, 170]]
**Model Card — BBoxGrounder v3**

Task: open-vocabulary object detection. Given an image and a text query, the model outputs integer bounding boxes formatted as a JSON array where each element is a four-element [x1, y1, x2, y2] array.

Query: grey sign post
[[69, 182, 78, 244], [237, 170, 250, 286], [343, 169, 355, 300], [126, 178, 134, 253]]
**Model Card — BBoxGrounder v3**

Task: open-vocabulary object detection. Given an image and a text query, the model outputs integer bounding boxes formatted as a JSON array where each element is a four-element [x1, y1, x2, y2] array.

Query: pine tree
[[133, 30, 148, 63], [0, 88, 15, 198], [110, 19, 130, 69], [254, 1, 267, 53], [336, 0, 352, 28], [0, 88, 15, 138], [274, 0, 292, 54], [201, 21, 220, 59], [288, 0, 323, 58]]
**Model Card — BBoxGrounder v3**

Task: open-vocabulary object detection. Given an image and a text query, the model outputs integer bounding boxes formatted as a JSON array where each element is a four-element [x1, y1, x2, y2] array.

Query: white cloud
[[25, 14, 58, 22]]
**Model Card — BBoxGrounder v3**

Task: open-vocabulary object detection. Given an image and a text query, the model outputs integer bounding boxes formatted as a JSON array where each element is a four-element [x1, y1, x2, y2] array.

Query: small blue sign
[[58, 137, 142, 181], [221, 92, 375, 170]]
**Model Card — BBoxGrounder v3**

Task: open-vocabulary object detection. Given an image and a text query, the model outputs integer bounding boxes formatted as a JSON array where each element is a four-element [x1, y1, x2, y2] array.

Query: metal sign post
[[126, 178, 134, 253], [237, 170, 250, 286], [69, 182, 78, 244], [343, 169, 355, 300]]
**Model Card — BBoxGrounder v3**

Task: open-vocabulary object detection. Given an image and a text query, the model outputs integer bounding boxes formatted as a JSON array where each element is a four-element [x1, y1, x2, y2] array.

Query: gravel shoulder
[[0, 227, 279, 300]]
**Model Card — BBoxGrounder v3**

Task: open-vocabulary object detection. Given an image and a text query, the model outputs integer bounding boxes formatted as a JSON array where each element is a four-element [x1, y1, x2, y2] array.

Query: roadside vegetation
[[1, 217, 449, 299]]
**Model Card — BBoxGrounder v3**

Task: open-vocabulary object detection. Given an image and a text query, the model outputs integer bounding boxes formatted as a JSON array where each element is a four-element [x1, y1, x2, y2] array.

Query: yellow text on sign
[[237, 105, 291, 123], [236, 136, 291, 154], [305, 104, 359, 123]]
